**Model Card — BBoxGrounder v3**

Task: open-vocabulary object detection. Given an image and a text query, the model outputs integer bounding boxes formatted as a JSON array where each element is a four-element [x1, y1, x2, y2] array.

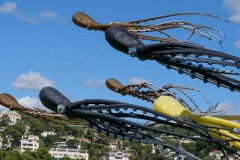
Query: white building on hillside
[[20, 135, 39, 153], [0, 110, 21, 125], [54, 141, 68, 147], [41, 131, 56, 137], [209, 150, 223, 160], [104, 150, 131, 160], [49, 148, 89, 160], [0, 136, 3, 148]]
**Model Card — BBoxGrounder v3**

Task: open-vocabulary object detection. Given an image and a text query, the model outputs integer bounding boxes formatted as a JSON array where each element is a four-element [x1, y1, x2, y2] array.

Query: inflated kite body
[[106, 78, 240, 152], [73, 12, 240, 91], [39, 86, 240, 158], [105, 26, 240, 92]]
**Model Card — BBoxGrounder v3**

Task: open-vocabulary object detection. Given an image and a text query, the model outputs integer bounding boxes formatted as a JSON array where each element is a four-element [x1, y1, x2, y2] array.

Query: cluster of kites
[[1, 11, 240, 160]]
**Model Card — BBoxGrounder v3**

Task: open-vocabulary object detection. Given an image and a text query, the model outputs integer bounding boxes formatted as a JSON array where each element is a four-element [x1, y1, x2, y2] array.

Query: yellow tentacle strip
[[153, 96, 240, 148]]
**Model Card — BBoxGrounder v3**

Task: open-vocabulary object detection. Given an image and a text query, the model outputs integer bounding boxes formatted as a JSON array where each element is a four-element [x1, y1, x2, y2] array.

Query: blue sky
[[0, 0, 240, 114]]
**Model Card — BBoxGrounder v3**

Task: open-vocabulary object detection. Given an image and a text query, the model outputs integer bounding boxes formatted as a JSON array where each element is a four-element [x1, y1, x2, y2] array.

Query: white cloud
[[82, 79, 105, 87], [0, 104, 6, 110], [18, 96, 38, 108], [12, 71, 55, 90], [214, 102, 240, 115], [40, 11, 58, 20], [0, 1, 39, 24], [229, 14, 240, 22], [0, 96, 45, 110], [234, 40, 240, 49], [127, 77, 148, 85], [18, 96, 48, 111], [223, 0, 240, 22], [223, 0, 240, 13], [60, 17, 67, 24], [15, 14, 40, 24], [0, 1, 17, 13], [0, 2, 64, 24]]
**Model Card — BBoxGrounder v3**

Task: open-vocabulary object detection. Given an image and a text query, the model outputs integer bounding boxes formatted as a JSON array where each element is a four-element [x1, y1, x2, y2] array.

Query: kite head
[[39, 87, 71, 114], [105, 26, 144, 55], [0, 93, 19, 108], [72, 12, 101, 30], [106, 78, 124, 93]]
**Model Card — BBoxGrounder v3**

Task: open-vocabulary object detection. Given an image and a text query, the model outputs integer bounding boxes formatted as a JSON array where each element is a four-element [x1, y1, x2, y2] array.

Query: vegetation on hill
[[0, 112, 220, 160]]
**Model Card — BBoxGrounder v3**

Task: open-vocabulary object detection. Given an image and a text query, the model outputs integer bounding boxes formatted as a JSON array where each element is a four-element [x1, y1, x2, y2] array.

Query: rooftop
[[0, 110, 20, 116]]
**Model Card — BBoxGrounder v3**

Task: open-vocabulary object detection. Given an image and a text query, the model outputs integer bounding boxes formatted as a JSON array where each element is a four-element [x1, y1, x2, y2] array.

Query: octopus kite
[[38, 86, 240, 159], [73, 12, 240, 92], [72, 12, 227, 44], [0, 83, 239, 159]]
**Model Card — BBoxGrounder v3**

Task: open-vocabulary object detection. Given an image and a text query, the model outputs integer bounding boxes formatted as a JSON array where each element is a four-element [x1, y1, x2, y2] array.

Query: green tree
[[20, 153, 35, 160], [86, 143, 110, 160], [0, 149, 7, 158], [60, 158, 85, 160], [0, 114, 11, 127], [182, 142, 196, 154], [40, 120, 66, 136], [30, 120, 45, 135], [29, 147, 53, 160], [64, 126, 85, 137], [67, 139, 80, 147], [2, 137, 8, 145], [182, 140, 217, 159], [122, 140, 130, 149], [42, 135, 58, 147], [84, 130, 94, 141], [91, 155, 98, 160], [60, 157, 71, 160], [3, 127, 23, 140], [2, 151, 19, 160]]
